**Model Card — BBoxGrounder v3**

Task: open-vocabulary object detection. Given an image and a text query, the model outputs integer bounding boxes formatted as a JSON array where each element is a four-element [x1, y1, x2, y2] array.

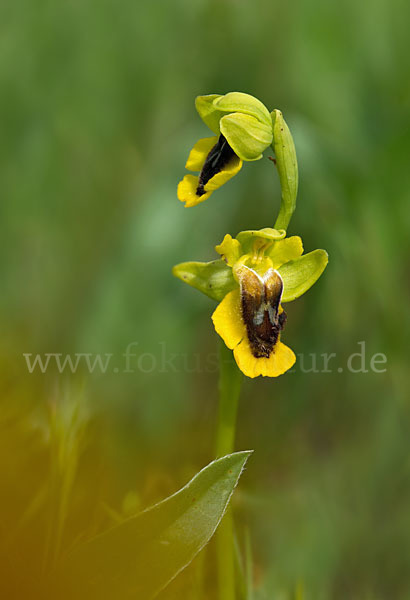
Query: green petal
[[173, 259, 237, 301], [279, 249, 328, 302], [195, 94, 225, 134], [235, 227, 286, 256], [267, 236, 304, 269], [215, 234, 242, 267], [236, 227, 286, 246], [272, 109, 298, 231], [214, 92, 272, 127], [220, 113, 273, 161]]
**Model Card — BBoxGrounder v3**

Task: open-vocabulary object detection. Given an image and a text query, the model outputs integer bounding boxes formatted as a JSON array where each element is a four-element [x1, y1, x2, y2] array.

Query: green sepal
[[236, 227, 286, 257], [272, 109, 298, 231], [173, 259, 237, 301], [278, 249, 328, 302], [236, 227, 286, 246], [220, 113, 273, 161], [214, 92, 272, 128], [195, 94, 224, 134]]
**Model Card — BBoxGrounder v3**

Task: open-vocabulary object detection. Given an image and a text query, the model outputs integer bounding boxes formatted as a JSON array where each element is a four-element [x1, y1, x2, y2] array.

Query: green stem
[[215, 340, 243, 600], [274, 200, 295, 232], [215, 341, 242, 458]]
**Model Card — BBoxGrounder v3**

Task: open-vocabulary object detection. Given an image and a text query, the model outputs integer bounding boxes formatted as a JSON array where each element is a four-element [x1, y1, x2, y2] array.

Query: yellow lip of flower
[[211, 267, 296, 379], [211, 232, 300, 378], [177, 136, 242, 207]]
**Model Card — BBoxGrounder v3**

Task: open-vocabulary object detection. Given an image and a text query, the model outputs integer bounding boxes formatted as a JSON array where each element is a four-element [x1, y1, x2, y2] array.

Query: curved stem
[[274, 198, 295, 232], [215, 340, 243, 600]]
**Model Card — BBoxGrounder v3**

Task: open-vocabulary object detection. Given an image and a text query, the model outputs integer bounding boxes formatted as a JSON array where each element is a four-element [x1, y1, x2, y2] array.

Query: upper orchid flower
[[177, 92, 274, 207]]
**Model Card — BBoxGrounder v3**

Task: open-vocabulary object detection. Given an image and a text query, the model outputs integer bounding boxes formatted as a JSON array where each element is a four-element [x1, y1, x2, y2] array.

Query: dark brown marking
[[239, 267, 287, 358], [196, 134, 236, 197]]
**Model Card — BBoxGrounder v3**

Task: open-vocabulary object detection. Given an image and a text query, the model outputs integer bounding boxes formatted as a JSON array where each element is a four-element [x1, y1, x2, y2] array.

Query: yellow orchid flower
[[173, 228, 328, 378], [178, 93, 273, 207], [177, 136, 243, 208]]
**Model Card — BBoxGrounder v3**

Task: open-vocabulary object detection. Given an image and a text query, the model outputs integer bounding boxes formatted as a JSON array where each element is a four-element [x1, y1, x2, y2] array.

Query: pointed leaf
[[279, 249, 328, 302], [173, 259, 236, 301], [51, 451, 252, 600]]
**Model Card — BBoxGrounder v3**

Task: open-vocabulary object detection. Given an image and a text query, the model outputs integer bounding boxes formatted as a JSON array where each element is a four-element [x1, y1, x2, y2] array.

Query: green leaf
[[220, 113, 273, 161], [272, 109, 298, 231], [279, 249, 328, 302], [173, 259, 236, 301], [50, 451, 252, 600]]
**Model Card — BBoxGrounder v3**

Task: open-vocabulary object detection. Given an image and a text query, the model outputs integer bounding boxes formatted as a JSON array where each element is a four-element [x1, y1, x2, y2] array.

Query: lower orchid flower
[[173, 228, 328, 378]]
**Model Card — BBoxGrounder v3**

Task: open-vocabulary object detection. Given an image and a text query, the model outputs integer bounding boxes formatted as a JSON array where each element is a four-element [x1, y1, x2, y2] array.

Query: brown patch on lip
[[196, 134, 236, 196], [239, 267, 287, 358]]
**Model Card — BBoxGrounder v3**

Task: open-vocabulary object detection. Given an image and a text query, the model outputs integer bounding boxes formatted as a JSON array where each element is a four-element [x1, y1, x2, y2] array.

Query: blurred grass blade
[[51, 451, 252, 600], [294, 581, 305, 600], [233, 528, 253, 600], [233, 531, 247, 599], [244, 529, 254, 600]]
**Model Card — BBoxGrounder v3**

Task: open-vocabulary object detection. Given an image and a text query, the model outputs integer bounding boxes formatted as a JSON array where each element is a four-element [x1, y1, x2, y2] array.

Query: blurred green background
[[1, 0, 409, 597]]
